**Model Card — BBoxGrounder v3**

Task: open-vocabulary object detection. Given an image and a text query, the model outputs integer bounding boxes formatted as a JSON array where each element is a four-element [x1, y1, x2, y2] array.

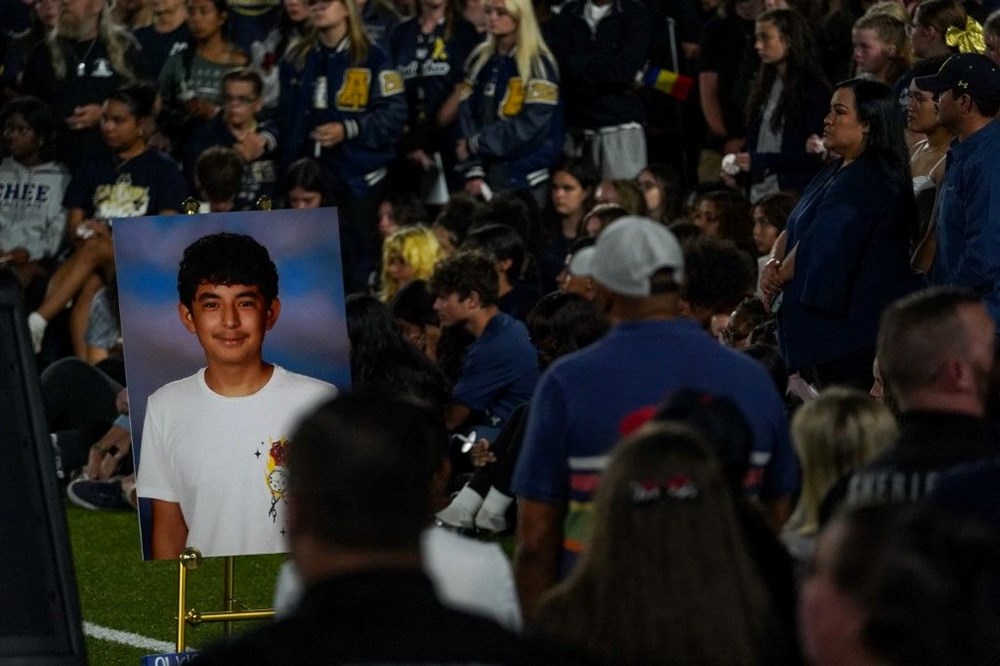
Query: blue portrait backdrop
[[114, 207, 350, 559]]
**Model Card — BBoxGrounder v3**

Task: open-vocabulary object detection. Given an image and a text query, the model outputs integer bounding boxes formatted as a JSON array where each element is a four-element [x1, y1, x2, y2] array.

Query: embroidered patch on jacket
[[379, 69, 404, 96], [526, 79, 558, 105]]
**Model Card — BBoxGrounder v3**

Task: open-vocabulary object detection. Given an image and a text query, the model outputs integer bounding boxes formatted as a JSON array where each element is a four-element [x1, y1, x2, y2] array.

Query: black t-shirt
[[21, 37, 149, 169], [64, 148, 189, 219], [134, 23, 192, 79], [698, 13, 759, 140]]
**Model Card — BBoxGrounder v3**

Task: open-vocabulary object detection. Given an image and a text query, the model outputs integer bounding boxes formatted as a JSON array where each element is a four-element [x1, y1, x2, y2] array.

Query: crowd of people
[[6, 0, 1000, 658]]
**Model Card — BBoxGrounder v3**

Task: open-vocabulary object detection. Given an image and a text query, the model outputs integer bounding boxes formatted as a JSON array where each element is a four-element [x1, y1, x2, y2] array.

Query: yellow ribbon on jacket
[[946, 17, 986, 54]]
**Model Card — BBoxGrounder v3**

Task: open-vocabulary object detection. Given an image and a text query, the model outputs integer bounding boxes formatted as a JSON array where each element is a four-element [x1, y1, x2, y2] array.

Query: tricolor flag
[[639, 66, 694, 101]]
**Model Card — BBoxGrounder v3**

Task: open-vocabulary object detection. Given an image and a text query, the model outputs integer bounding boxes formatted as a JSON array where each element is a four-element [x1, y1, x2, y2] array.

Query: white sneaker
[[474, 486, 513, 533], [434, 485, 483, 530], [28, 311, 47, 354]]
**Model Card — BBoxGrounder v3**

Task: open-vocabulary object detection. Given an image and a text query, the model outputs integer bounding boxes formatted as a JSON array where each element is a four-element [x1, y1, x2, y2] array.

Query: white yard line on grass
[[83, 621, 178, 653]]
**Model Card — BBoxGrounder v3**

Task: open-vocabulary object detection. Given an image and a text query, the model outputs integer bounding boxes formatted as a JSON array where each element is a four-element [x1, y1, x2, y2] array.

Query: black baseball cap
[[913, 53, 1000, 102]]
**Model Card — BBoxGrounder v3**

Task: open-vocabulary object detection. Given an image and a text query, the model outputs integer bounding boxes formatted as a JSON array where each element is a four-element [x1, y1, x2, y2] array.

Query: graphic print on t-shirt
[[93, 172, 150, 218], [262, 436, 290, 524]]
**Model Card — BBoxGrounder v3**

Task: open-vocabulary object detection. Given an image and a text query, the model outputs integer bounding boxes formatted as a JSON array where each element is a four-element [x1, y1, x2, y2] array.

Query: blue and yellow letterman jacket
[[280, 37, 407, 197], [458, 50, 563, 191]]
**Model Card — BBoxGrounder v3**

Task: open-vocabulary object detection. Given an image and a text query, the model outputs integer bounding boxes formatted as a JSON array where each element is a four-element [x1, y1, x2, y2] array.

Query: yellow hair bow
[[946, 16, 986, 54]]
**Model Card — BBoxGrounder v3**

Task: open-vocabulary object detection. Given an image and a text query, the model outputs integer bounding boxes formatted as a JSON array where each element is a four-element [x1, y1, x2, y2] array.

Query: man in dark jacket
[[846, 287, 998, 508]]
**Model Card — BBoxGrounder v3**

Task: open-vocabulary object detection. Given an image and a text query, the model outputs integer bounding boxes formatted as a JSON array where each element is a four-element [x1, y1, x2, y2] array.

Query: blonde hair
[[787, 387, 897, 535], [48, 4, 138, 80], [380, 225, 442, 302], [854, 6, 914, 83], [289, 0, 371, 69], [864, 0, 910, 23], [467, 0, 556, 83]]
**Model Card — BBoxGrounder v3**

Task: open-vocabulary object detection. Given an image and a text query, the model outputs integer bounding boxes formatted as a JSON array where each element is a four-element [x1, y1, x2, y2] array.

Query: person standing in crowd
[[281, 0, 406, 294], [906, 56, 952, 259], [915, 54, 1000, 325], [545, 0, 652, 180], [1, 0, 59, 99], [845, 287, 998, 508], [761, 79, 923, 390], [356, 0, 401, 46], [512, 216, 798, 619], [909, 0, 969, 62], [158, 0, 249, 150], [728, 9, 830, 200], [388, 0, 481, 195], [987, 10, 1000, 67], [20, 0, 147, 170], [456, 0, 562, 204], [133, 0, 191, 79], [697, 0, 762, 183], [851, 9, 911, 86]]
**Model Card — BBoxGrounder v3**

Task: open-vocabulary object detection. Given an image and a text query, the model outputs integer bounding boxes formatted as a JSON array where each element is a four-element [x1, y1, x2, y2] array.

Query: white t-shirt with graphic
[[137, 365, 337, 557]]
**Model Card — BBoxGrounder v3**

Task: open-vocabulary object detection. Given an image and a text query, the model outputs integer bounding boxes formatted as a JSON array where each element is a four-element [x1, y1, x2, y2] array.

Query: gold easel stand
[[173, 197, 277, 653], [174, 548, 276, 652]]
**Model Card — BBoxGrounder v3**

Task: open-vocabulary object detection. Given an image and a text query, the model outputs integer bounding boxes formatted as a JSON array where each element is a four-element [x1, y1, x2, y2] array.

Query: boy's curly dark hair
[[177, 232, 278, 309], [427, 252, 498, 307]]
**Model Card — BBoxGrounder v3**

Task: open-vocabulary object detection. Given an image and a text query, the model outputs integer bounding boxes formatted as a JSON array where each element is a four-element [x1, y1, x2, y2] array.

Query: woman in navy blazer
[[762, 78, 925, 389]]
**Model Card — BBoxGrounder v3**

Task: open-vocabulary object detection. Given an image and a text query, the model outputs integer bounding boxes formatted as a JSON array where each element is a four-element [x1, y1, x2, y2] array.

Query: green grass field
[[66, 504, 284, 664]]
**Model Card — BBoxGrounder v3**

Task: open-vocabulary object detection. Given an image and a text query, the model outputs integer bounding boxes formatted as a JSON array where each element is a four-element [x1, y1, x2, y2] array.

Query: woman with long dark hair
[[730, 9, 830, 200], [761, 78, 924, 390], [537, 157, 597, 292]]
